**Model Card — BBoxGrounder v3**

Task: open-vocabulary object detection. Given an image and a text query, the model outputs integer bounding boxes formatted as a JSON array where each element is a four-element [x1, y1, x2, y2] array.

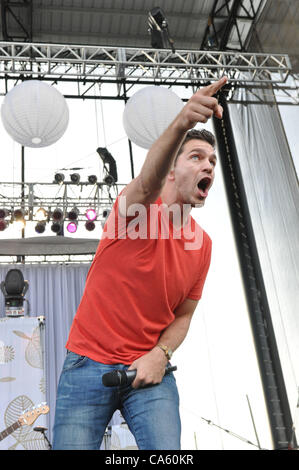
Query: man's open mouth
[[197, 177, 212, 198]]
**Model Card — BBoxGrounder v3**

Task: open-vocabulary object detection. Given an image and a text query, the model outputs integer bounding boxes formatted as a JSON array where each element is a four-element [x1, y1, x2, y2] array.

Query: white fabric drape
[[229, 91, 299, 438], [0, 317, 47, 450], [0, 263, 90, 446], [0, 263, 133, 449]]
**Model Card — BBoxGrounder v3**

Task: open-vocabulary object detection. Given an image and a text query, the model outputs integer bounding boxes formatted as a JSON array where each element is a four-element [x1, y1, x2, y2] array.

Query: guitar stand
[[33, 426, 52, 450]]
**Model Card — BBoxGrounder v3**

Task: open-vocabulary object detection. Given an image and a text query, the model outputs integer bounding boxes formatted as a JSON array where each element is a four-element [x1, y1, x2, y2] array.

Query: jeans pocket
[[63, 351, 88, 371]]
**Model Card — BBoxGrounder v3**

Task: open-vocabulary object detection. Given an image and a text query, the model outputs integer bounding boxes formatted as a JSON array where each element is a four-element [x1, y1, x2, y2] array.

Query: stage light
[[35, 207, 48, 221], [54, 173, 65, 184], [35, 221, 46, 234], [103, 174, 115, 185], [0, 219, 8, 231], [52, 208, 64, 221], [67, 207, 79, 221], [85, 208, 97, 221], [0, 268, 29, 317], [67, 221, 77, 233], [13, 208, 25, 221], [51, 221, 63, 233], [148, 7, 175, 52], [96, 147, 118, 183], [70, 173, 80, 184], [101, 208, 111, 229], [85, 221, 95, 231], [0, 208, 9, 219], [102, 209, 111, 219], [88, 175, 97, 184]]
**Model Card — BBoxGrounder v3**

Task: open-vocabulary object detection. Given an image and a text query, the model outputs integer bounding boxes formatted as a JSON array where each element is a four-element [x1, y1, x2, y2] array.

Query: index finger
[[200, 76, 228, 96]]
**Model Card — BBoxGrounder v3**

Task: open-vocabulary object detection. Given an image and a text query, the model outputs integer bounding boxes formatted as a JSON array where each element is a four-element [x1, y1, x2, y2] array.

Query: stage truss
[[0, 42, 297, 105], [0, 42, 298, 262]]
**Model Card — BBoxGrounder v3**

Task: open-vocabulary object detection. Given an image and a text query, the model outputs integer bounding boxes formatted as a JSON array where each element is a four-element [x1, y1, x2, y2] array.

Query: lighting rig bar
[[0, 181, 124, 232], [0, 42, 297, 105]]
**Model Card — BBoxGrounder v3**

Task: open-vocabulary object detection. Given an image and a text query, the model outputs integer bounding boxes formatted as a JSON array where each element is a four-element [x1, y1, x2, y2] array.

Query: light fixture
[[85, 208, 97, 221], [35, 221, 46, 234], [54, 173, 65, 184], [85, 221, 95, 231], [51, 221, 63, 233], [148, 7, 175, 52], [35, 207, 48, 222], [102, 209, 111, 219], [0, 208, 9, 219], [96, 147, 118, 183], [0, 219, 8, 231], [1, 80, 69, 148], [101, 208, 111, 228], [52, 208, 64, 221], [123, 86, 183, 149], [70, 173, 80, 184], [13, 208, 26, 230], [67, 221, 77, 233], [13, 208, 25, 221], [67, 207, 79, 221], [103, 175, 115, 185], [0, 269, 29, 317], [88, 175, 97, 185]]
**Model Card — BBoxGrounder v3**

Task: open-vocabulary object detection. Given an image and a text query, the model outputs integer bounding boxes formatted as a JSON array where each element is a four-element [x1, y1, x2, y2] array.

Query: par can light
[[0, 219, 8, 231], [35, 221, 46, 234], [52, 208, 64, 221], [67, 207, 79, 220], [0, 208, 9, 219], [85, 208, 97, 221], [51, 221, 63, 233], [85, 220, 95, 231], [67, 221, 78, 233]]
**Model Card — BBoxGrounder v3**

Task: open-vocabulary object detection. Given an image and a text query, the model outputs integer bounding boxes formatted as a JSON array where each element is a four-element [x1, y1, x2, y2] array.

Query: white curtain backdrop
[[229, 91, 299, 440], [0, 317, 48, 450], [0, 263, 135, 449], [0, 263, 90, 446]]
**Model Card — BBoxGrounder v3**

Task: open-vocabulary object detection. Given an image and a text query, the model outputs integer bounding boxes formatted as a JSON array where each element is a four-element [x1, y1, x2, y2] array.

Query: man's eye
[[191, 155, 200, 160]]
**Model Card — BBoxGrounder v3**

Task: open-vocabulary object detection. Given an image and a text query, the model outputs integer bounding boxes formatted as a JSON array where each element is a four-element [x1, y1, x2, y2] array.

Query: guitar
[[0, 403, 49, 442]]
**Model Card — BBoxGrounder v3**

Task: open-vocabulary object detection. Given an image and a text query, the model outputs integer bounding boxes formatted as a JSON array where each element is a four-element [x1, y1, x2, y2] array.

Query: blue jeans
[[52, 351, 181, 450]]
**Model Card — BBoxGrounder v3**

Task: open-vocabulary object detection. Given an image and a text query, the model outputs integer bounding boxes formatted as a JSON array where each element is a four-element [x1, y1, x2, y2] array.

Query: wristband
[[157, 344, 173, 360]]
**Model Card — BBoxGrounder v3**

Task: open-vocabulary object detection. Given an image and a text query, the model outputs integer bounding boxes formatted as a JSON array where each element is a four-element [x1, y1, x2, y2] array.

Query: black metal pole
[[122, 82, 135, 179], [21, 145, 25, 240], [212, 91, 296, 450]]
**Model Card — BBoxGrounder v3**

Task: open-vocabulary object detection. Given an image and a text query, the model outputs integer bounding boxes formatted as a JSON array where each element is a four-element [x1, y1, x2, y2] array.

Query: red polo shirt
[[66, 196, 212, 364]]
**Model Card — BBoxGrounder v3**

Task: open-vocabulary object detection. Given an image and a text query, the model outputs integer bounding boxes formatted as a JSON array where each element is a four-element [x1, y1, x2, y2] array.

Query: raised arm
[[121, 77, 227, 212]]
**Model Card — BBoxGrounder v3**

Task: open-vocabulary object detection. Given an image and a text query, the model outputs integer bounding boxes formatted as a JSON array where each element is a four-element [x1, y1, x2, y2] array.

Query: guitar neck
[[0, 420, 22, 441]]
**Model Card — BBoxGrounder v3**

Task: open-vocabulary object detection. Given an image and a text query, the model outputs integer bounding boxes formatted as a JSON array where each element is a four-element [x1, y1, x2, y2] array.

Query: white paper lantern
[[123, 86, 184, 149], [1, 80, 69, 148]]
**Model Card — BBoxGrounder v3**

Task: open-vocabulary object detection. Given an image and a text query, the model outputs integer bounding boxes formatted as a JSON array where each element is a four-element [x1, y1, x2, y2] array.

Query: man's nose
[[202, 159, 213, 173]]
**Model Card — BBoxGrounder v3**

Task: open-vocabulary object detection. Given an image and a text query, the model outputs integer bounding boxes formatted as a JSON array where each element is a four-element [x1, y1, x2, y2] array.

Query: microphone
[[102, 364, 177, 387]]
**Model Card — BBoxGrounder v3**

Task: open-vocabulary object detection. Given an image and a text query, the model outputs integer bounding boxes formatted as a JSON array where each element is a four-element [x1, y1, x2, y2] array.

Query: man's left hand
[[128, 346, 168, 389]]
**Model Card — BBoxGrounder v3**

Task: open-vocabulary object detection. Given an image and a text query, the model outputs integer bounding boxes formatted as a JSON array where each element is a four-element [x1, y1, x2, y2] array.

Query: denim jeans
[[52, 351, 181, 450]]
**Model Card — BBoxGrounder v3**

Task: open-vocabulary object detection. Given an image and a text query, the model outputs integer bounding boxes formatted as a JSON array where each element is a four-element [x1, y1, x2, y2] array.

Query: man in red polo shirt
[[53, 77, 227, 450]]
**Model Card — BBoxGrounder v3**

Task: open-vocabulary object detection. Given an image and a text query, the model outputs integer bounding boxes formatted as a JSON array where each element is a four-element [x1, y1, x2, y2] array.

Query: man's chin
[[192, 197, 206, 209]]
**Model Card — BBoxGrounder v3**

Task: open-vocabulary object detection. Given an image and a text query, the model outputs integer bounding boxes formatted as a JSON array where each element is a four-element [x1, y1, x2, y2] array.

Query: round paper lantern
[[1, 80, 69, 148], [123, 86, 184, 149]]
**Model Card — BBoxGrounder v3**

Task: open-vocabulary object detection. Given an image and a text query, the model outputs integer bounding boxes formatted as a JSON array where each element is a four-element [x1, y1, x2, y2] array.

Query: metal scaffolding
[[0, 41, 297, 104]]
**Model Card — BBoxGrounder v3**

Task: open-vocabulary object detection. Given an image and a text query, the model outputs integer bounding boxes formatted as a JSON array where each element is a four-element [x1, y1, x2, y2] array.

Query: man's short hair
[[174, 129, 216, 165]]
